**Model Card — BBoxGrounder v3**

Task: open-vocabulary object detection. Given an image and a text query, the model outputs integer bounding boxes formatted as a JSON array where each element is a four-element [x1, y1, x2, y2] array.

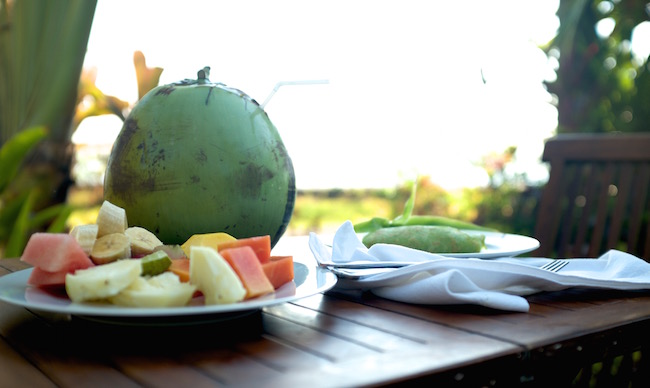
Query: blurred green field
[[66, 175, 541, 241], [288, 191, 394, 236]]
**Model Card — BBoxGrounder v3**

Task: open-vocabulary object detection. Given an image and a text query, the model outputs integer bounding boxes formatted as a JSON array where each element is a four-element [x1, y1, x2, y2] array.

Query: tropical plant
[[0, 126, 73, 257], [0, 0, 97, 257], [0, 0, 165, 257]]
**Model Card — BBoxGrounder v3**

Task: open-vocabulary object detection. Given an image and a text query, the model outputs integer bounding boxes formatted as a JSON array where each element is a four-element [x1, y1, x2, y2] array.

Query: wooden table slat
[[0, 335, 57, 388], [0, 258, 30, 272], [2, 256, 650, 386]]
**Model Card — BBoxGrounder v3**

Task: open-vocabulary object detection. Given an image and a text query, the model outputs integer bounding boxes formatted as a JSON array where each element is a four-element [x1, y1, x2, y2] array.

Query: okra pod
[[397, 215, 497, 231]]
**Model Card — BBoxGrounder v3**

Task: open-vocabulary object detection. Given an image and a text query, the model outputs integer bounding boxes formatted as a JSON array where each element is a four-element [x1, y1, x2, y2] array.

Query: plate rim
[[0, 259, 337, 319], [447, 230, 540, 258], [350, 230, 540, 259]]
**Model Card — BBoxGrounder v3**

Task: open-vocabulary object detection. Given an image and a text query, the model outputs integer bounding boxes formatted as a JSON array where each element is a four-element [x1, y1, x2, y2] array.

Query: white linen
[[309, 221, 650, 312]]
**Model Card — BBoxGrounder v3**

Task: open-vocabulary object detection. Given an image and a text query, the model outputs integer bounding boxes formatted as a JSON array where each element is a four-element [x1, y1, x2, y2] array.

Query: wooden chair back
[[533, 133, 650, 260]]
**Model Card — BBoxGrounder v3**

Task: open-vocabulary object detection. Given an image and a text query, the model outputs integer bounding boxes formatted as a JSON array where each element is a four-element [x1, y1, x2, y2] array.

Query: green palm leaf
[[0, 126, 47, 191]]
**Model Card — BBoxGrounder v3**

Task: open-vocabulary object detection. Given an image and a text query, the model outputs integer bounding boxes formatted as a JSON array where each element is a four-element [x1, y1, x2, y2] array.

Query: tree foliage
[[546, 0, 650, 133]]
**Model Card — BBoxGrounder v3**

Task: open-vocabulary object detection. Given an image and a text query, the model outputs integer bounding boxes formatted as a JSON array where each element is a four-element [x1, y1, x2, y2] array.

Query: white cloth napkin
[[308, 221, 650, 312]]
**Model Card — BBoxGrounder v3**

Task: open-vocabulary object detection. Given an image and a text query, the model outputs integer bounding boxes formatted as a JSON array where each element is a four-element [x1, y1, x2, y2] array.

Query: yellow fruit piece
[[108, 272, 196, 308], [96, 200, 128, 237], [125, 226, 163, 256], [189, 246, 245, 305], [90, 233, 131, 265], [181, 232, 236, 257], [69, 224, 98, 255], [65, 259, 142, 303]]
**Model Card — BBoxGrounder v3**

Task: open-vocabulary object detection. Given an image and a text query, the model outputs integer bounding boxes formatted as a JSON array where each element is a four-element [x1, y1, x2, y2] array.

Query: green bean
[[397, 215, 498, 232], [362, 225, 485, 254], [353, 217, 390, 233], [352, 179, 498, 234]]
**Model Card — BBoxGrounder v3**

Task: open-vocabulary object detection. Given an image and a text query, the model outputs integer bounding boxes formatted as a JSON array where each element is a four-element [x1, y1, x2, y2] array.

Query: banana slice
[[65, 259, 141, 303], [90, 233, 131, 264], [69, 224, 98, 255], [96, 200, 128, 237], [190, 246, 246, 305], [125, 226, 163, 256], [108, 272, 196, 307]]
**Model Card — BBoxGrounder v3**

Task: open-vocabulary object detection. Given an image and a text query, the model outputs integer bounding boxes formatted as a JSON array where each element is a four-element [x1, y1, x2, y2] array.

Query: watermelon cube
[[21, 233, 94, 287]]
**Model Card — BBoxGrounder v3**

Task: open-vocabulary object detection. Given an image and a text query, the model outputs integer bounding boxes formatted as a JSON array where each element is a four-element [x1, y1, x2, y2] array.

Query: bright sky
[[79, 0, 562, 190]]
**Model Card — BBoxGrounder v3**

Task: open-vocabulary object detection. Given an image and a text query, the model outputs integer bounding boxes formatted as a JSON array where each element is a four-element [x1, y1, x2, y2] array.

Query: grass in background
[[288, 190, 395, 236], [64, 174, 541, 242]]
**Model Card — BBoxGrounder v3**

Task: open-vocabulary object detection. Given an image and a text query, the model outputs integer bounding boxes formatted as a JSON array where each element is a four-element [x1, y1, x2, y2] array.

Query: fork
[[328, 258, 571, 281], [540, 259, 569, 273], [326, 266, 395, 280]]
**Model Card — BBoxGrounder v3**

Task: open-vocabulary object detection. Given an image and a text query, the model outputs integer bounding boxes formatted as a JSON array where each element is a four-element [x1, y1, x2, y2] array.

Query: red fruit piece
[[20, 233, 94, 287], [21, 233, 94, 272], [26, 267, 69, 287]]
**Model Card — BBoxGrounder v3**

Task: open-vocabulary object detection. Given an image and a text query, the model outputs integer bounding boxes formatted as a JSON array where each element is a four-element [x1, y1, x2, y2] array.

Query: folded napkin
[[309, 221, 650, 312]]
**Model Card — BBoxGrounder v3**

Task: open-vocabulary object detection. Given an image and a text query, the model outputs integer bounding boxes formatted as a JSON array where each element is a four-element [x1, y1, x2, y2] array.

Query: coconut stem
[[197, 66, 211, 84]]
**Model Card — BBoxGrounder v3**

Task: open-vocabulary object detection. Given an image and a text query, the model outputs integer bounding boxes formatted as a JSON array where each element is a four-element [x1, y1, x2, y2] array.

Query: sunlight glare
[[80, 0, 561, 190]]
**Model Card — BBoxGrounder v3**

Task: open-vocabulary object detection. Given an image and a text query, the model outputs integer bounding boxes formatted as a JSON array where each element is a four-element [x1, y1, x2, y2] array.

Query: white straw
[[260, 79, 329, 109]]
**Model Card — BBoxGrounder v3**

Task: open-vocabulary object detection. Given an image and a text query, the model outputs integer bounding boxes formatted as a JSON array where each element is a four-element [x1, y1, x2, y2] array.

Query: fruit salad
[[20, 200, 294, 308]]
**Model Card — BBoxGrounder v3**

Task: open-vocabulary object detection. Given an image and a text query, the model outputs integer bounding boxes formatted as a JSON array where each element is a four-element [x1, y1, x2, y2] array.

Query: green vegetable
[[393, 179, 417, 223], [399, 215, 496, 231], [353, 217, 390, 233], [353, 179, 497, 233], [362, 225, 485, 254]]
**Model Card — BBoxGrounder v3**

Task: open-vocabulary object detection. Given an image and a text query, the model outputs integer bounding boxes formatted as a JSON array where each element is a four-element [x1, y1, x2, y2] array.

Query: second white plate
[[440, 230, 540, 258], [321, 229, 540, 260]]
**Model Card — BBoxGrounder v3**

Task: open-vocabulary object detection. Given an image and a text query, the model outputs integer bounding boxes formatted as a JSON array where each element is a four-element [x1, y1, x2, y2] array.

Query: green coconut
[[103, 67, 295, 247]]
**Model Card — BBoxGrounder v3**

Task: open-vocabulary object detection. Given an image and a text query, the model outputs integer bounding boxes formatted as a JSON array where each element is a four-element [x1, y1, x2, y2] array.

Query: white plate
[[439, 230, 540, 259], [0, 258, 337, 326], [348, 230, 539, 259]]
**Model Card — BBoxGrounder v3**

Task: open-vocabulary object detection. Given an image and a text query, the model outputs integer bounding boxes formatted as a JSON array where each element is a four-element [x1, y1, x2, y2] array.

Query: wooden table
[[3, 246, 650, 387]]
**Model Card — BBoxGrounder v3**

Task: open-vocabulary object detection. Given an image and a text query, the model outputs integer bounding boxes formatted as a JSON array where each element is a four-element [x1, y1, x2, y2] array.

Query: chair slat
[[627, 163, 650, 256], [534, 133, 650, 261], [556, 164, 580, 257], [589, 163, 615, 257], [574, 163, 601, 257], [607, 163, 634, 251]]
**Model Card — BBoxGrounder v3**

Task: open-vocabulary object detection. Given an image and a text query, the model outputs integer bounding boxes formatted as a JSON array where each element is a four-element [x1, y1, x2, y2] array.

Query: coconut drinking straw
[[260, 80, 329, 109]]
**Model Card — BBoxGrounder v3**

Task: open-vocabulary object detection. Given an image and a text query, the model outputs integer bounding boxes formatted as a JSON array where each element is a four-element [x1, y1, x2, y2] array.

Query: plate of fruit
[[0, 201, 337, 325]]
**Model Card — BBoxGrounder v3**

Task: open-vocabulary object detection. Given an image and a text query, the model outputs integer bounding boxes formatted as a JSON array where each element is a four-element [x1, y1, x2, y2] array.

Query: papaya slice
[[220, 246, 274, 299], [168, 258, 190, 283], [262, 256, 294, 289], [217, 235, 271, 263]]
